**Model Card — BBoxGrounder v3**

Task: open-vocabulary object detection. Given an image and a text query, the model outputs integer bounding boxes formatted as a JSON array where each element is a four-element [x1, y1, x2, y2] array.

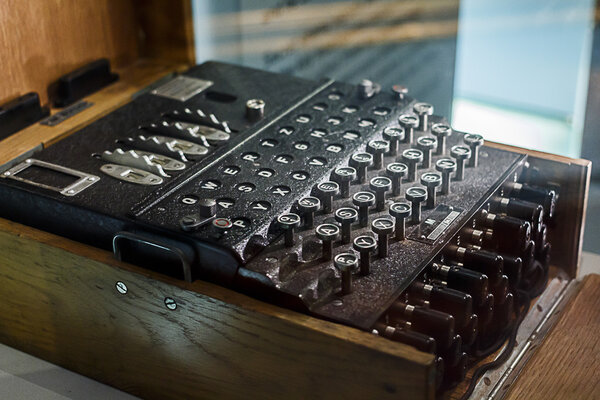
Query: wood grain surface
[[506, 274, 600, 400], [0, 59, 186, 168], [0, 0, 139, 105], [0, 217, 435, 400]]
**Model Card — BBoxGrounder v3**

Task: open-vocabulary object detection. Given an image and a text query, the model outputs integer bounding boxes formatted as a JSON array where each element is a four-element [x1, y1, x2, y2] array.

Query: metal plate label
[[408, 204, 464, 244], [40, 101, 93, 126], [150, 76, 213, 102]]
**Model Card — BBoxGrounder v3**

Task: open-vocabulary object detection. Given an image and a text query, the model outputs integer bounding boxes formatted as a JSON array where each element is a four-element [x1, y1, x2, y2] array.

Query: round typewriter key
[[349, 152, 373, 183], [416, 136, 437, 169], [371, 217, 395, 258], [432, 123, 452, 155], [308, 156, 328, 166], [386, 162, 408, 196], [236, 183, 255, 193], [278, 126, 295, 136], [334, 253, 359, 295], [293, 141, 310, 151], [413, 102, 434, 131], [367, 139, 390, 169], [353, 191, 376, 227], [277, 213, 301, 247], [241, 152, 260, 162], [256, 168, 275, 178], [463, 133, 484, 167], [316, 223, 340, 260], [217, 198, 235, 209], [271, 185, 291, 197], [315, 181, 340, 213], [420, 172, 442, 208], [212, 218, 233, 230], [401, 148, 424, 182], [249, 201, 271, 212], [335, 207, 359, 243], [435, 158, 457, 195], [275, 154, 294, 164], [198, 198, 217, 217], [331, 167, 357, 198], [260, 138, 278, 148], [398, 114, 419, 144], [450, 145, 471, 181], [353, 235, 377, 275], [383, 126, 405, 156], [369, 176, 392, 211], [406, 186, 428, 224], [297, 196, 321, 228], [389, 201, 411, 240]]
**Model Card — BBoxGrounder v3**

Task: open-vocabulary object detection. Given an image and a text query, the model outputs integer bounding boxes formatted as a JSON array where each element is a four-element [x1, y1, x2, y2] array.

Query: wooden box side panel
[[0, 0, 140, 105], [0, 218, 435, 400], [487, 142, 591, 278]]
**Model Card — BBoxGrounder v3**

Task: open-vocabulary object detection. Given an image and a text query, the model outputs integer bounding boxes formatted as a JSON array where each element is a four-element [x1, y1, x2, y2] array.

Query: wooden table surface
[[507, 272, 600, 400]]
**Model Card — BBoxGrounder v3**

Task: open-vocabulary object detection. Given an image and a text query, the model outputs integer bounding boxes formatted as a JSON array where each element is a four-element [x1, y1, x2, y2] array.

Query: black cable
[[458, 261, 548, 400]]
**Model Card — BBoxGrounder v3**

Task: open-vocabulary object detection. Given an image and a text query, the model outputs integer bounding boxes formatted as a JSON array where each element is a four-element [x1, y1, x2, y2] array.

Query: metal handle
[[112, 231, 192, 283]]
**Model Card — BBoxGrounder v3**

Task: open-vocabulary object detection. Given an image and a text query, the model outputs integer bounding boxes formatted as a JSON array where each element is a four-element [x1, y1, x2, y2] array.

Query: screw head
[[115, 281, 128, 294], [164, 297, 177, 310]]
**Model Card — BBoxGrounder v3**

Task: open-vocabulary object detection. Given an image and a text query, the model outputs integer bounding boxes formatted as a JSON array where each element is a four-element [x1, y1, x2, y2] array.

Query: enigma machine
[[0, 62, 590, 399]]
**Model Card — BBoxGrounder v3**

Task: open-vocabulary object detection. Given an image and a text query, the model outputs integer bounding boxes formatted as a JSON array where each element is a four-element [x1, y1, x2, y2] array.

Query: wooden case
[[0, 1, 593, 399]]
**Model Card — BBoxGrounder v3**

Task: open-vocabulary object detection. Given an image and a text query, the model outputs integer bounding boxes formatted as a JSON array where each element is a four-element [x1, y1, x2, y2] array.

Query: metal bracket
[[1, 158, 99, 196], [113, 231, 192, 283]]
